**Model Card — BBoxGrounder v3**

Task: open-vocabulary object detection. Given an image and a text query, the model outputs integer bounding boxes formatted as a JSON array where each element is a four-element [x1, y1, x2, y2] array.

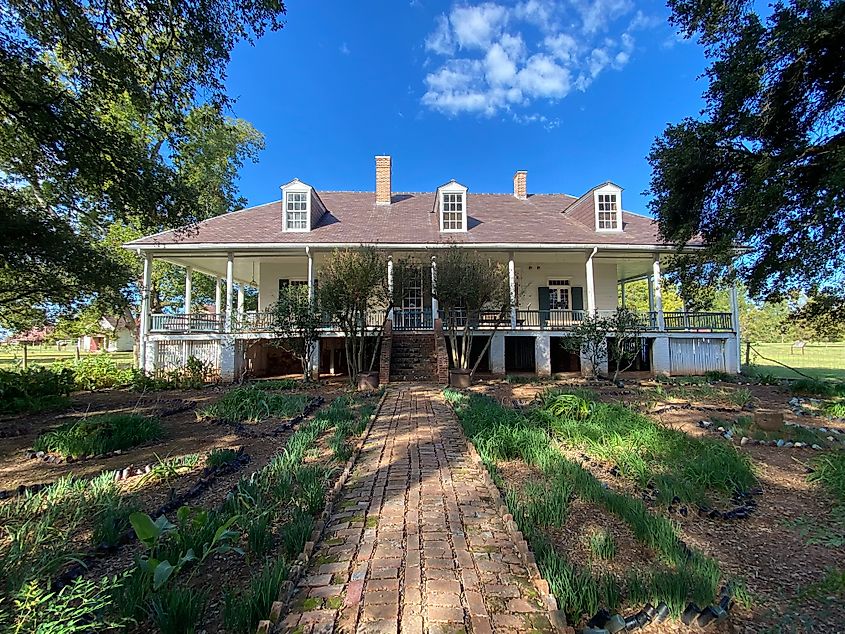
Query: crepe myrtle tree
[[270, 283, 323, 381], [318, 246, 394, 385], [433, 247, 511, 378], [562, 308, 644, 380]]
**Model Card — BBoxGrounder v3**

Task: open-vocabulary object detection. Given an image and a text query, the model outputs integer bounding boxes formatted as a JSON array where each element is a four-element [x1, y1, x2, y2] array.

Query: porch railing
[[150, 309, 734, 335], [150, 313, 223, 333], [664, 311, 733, 332]]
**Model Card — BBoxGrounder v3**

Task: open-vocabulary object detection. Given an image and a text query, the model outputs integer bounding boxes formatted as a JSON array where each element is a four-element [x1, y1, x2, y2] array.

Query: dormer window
[[593, 185, 622, 231], [442, 193, 464, 230], [437, 181, 468, 232], [285, 192, 308, 230]]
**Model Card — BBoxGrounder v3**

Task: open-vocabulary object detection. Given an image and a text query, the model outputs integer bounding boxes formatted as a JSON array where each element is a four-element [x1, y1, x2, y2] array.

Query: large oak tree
[[0, 0, 283, 330], [648, 0, 845, 305]]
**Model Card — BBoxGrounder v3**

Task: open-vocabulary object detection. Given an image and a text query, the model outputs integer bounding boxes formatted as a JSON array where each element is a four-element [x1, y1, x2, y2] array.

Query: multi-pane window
[[441, 193, 464, 231], [285, 192, 308, 230], [549, 280, 571, 310], [597, 193, 619, 230]]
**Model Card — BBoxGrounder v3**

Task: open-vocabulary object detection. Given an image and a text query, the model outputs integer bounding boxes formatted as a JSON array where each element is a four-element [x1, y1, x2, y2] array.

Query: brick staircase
[[389, 334, 437, 382]]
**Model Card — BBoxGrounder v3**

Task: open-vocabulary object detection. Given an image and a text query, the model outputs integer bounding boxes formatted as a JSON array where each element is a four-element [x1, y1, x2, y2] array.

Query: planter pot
[[754, 409, 784, 431], [449, 370, 472, 389], [357, 372, 380, 392]]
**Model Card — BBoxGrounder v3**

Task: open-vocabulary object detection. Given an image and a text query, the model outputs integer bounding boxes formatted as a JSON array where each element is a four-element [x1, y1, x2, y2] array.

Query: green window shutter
[[571, 287, 584, 311], [538, 286, 550, 327]]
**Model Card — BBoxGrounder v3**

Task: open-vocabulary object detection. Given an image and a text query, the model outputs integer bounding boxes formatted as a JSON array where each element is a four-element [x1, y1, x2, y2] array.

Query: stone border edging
[[255, 389, 390, 634], [462, 438, 571, 633]]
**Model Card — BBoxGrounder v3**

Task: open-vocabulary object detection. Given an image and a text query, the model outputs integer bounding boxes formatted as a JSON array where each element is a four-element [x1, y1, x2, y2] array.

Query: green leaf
[[153, 560, 175, 590], [130, 512, 160, 545]]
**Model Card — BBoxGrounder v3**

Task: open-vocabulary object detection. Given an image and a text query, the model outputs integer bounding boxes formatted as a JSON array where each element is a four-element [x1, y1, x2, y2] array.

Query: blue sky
[[225, 0, 708, 216]]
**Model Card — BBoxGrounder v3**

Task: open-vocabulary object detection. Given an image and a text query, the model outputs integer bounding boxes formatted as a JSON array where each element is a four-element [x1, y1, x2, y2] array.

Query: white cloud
[[339, 42, 350, 55], [450, 2, 509, 49], [421, 0, 657, 118]]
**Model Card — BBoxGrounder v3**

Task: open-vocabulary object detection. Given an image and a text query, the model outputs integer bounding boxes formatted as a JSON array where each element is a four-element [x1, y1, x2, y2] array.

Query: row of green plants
[[0, 356, 216, 415], [445, 389, 725, 624], [1, 392, 376, 633], [536, 389, 756, 507], [197, 386, 311, 424], [32, 413, 165, 459]]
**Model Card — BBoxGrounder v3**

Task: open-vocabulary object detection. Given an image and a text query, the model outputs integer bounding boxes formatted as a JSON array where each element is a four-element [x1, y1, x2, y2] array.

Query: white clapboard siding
[[669, 338, 726, 375], [155, 340, 221, 373]]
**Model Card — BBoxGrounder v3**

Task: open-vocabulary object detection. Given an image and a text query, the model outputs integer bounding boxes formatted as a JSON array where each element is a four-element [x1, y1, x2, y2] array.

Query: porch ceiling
[[156, 253, 307, 284]]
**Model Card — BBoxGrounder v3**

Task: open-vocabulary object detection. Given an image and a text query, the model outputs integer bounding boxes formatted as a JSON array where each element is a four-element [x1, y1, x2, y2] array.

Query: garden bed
[[0, 378, 371, 631], [459, 376, 845, 631]]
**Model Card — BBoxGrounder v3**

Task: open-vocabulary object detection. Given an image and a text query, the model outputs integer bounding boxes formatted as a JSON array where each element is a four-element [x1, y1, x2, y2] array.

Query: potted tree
[[318, 246, 393, 390], [434, 246, 511, 387], [269, 283, 323, 382]]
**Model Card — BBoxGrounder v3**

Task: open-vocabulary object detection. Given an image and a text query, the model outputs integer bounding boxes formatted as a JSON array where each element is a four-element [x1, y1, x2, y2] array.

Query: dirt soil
[[0, 378, 358, 633], [472, 377, 845, 633]]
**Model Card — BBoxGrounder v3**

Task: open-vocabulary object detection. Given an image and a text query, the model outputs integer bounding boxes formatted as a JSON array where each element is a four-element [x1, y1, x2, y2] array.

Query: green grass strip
[[32, 413, 164, 459]]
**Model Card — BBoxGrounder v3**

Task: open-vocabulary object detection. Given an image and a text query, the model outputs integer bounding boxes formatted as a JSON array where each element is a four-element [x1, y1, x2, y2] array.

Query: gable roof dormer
[[280, 178, 326, 232], [563, 181, 625, 233], [433, 180, 468, 233]]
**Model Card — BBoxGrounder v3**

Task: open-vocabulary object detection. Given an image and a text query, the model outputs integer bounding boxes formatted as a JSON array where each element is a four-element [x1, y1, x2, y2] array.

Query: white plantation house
[[125, 156, 741, 382]]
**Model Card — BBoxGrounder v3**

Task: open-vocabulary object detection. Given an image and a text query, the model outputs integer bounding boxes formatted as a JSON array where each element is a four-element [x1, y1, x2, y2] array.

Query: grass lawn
[[744, 342, 845, 381], [0, 345, 135, 369]]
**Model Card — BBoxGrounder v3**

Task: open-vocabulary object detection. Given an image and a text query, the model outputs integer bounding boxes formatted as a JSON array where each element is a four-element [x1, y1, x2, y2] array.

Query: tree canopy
[[648, 0, 845, 302], [0, 0, 281, 329]]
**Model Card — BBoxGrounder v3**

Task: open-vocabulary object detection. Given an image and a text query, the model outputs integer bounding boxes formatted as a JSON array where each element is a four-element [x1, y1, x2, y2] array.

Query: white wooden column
[[652, 255, 666, 331], [430, 255, 438, 324], [647, 277, 655, 312], [730, 280, 741, 372], [225, 253, 234, 332], [139, 252, 152, 370], [184, 266, 192, 314], [585, 248, 597, 314], [387, 255, 394, 320], [508, 252, 517, 329], [237, 283, 245, 315], [214, 277, 222, 314], [306, 247, 314, 302]]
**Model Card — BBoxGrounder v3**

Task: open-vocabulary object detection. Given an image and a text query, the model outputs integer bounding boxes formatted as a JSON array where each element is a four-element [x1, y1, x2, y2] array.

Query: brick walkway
[[280, 385, 555, 634]]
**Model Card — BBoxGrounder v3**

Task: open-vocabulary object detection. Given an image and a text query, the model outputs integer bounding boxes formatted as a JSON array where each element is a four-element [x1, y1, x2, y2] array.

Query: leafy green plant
[[0, 366, 75, 413], [131, 356, 214, 392], [281, 508, 313, 558], [206, 447, 239, 468], [808, 452, 845, 504], [149, 584, 208, 634], [252, 378, 300, 390], [222, 558, 288, 633], [92, 496, 139, 547], [7, 575, 127, 633], [544, 393, 594, 421], [58, 353, 133, 390], [33, 413, 164, 458], [536, 391, 756, 506], [791, 379, 845, 398], [246, 514, 274, 562], [823, 400, 845, 419], [198, 386, 309, 424], [586, 528, 617, 560]]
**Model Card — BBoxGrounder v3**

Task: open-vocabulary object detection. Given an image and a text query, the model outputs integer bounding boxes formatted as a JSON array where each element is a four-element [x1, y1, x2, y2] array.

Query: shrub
[[131, 356, 214, 392], [60, 354, 133, 390], [198, 387, 309, 424], [33, 413, 164, 458], [0, 366, 75, 413], [586, 528, 617, 560], [791, 378, 845, 398]]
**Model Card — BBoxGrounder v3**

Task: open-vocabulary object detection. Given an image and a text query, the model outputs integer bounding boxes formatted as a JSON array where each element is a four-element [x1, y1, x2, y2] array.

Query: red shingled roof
[[128, 190, 669, 248]]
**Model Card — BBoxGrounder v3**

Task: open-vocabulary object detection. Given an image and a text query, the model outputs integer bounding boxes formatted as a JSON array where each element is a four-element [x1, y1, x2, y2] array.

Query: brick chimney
[[375, 155, 392, 205], [513, 170, 527, 199]]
